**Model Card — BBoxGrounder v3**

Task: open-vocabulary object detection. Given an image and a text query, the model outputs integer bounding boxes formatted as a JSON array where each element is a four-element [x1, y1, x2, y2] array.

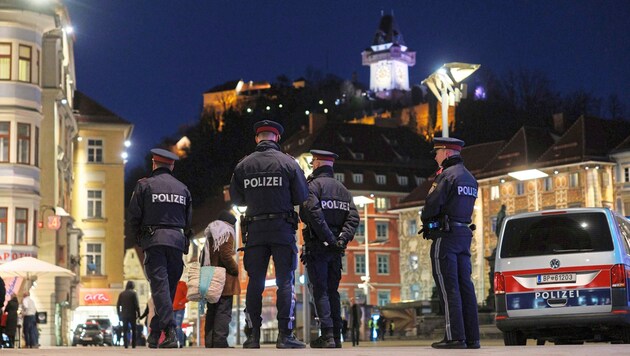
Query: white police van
[[494, 208, 630, 345]]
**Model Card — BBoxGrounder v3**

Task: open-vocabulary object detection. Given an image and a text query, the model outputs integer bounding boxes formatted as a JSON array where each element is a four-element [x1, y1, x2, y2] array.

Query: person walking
[[202, 210, 240, 348], [126, 148, 193, 348], [117, 281, 141, 348], [421, 137, 480, 350], [377, 314, 386, 341], [229, 120, 309, 349], [172, 280, 188, 348], [299, 149, 359, 348], [4, 293, 19, 348], [21, 291, 38, 348], [349, 300, 362, 346]]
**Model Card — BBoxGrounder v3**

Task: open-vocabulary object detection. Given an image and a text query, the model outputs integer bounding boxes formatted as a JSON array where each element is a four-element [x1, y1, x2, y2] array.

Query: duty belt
[[450, 221, 471, 228], [243, 212, 293, 222], [145, 225, 184, 234]]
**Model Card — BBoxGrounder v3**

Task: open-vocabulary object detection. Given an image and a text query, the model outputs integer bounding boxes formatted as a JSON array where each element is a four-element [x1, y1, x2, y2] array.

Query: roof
[[460, 140, 505, 176], [204, 80, 241, 94], [371, 14, 406, 46], [73, 91, 132, 126], [394, 178, 433, 209]]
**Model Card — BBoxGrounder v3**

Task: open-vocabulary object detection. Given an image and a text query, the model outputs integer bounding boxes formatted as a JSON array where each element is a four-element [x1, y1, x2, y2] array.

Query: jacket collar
[[256, 140, 281, 152]]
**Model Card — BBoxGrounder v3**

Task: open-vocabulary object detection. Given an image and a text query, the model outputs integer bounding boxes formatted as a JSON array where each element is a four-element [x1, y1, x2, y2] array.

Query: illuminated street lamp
[[231, 205, 247, 345], [422, 62, 480, 138], [353, 195, 375, 305], [508, 169, 548, 211]]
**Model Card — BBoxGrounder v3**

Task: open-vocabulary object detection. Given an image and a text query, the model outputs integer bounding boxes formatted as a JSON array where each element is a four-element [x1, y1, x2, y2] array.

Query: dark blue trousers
[[144, 245, 184, 332], [243, 244, 297, 331], [306, 251, 342, 330], [430, 234, 480, 342]]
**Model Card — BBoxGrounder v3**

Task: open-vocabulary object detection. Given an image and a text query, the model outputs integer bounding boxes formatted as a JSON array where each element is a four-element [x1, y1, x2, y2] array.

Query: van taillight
[[611, 264, 627, 288], [494, 272, 505, 294]]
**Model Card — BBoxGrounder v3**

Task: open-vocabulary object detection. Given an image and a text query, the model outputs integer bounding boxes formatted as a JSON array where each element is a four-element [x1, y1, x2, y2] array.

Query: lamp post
[[231, 205, 247, 345], [422, 62, 480, 138], [353, 196, 374, 305], [508, 169, 549, 211]]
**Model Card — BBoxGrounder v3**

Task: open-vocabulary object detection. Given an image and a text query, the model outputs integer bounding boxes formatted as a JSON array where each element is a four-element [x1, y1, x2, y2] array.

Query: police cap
[[432, 137, 465, 153], [151, 148, 179, 164], [217, 210, 237, 225], [253, 120, 284, 136], [310, 149, 338, 162]]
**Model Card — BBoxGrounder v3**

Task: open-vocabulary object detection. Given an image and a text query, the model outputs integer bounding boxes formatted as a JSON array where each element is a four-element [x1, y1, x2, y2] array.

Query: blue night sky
[[65, 0, 630, 169]]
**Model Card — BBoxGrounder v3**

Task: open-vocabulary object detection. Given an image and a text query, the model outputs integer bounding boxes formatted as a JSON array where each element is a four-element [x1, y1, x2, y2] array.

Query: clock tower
[[362, 13, 416, 98]]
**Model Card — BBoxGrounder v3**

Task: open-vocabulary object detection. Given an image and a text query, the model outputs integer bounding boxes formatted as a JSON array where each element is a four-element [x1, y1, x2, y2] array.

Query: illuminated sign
[[0, 249, 36, 262], [47, 215, 61, 230], [79, 288, 121, 306]]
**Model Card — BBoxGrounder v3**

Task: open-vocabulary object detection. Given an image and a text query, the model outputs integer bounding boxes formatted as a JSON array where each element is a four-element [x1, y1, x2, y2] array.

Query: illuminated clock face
[[395, 66, 406, 84], [375, 65, 390, 87]]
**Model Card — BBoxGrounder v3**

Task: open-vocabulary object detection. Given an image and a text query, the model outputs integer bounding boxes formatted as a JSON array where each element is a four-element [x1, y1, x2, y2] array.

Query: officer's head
[[431, 137, 464, 166], [310, 149, 338, 169], [125, 281, 135, 290], [150, 148, 179, 171], [253, 120, 284, 143]]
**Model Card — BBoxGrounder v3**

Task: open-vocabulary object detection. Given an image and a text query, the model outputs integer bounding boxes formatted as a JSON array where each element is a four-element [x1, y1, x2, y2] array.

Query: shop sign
[[79, 288, 118, 306], [0, 249, 36, 262]]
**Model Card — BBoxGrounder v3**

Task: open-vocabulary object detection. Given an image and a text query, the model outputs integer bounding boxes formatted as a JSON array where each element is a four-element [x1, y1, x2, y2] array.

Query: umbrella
[[0, 256, 75, 280]]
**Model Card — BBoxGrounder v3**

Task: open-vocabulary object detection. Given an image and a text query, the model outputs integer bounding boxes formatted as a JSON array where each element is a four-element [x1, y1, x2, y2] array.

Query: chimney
[[553, 113, 565, 133], [309, 113, 327, 134]]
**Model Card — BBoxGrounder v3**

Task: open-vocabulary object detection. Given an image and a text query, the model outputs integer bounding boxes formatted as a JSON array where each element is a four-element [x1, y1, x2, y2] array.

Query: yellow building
[[202, 79, 271, 130], [71, 91, 133, 331]]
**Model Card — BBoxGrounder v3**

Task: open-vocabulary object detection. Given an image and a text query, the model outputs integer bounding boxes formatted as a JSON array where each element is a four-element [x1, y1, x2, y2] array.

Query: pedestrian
[[0, 277, 5, 313], [368, 317, 376, 341], [377, 314, 385, 341], [172, 280, 188, 348], [201, 210, 240, 348], [126, 148, 193, 348], [349, 299, 362, 346], [229, 120, 309, 349], [21, 291, 38, 348], [389, 320, 395, 337], [116, 281, 140, 348], [341, 318, 348, 341], [4, 293, 19, 348], [421, 137, 480, 350], [299, 149, 359, 348]]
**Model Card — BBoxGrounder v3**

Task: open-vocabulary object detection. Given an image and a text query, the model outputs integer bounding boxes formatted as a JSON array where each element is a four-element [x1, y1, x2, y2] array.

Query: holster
[[240, 218, 248, 246]]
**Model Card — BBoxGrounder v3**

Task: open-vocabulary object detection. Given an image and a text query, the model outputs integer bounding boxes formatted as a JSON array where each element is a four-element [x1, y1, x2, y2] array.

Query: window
[[570, 172, 579, 187], [375, 197, 389, 211], [624, 167, 630, 183], [87, 190, 103, 218], [339, 289, 349, 304], [516, 182, 525, 196], [15, 208, 27, 245], [406, 219, 417, 236], [409, 254, 419, 270], [397, 175, 408, 186], [34, 127, 39, 166], [491, 216, 498, 235], [490, 185, 500, 200], [354, 288, 366, 302], [355, 222, 365, 243], [32, 209, 37, 246], [33, 50, 39, 84], [87, 139, 103, 163], [86, 243, 103, 275], [0, 43, 10, 80], [341, 254, 347, 274], [18, 45, 31, 82], [377, 290, 391, 306], [376, 174, 386, 185], [0, 122, 9, 162], [376, 221, 388, 241], [0, 208, 7, 244], [355, 254, 365, 274], [415, 176, 426, 186], [352, 173, 363, 184], [352, 152, 364, 160], [377, 254, 389, 274], [334, 173, 345, 183], [17, 123, 30, 164], [543, 177, 553, 191], [410, 284, 420, 300]]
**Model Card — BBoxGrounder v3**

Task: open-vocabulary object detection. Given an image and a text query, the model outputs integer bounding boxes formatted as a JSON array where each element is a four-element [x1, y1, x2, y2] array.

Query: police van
[[494, 208, 630, 345]]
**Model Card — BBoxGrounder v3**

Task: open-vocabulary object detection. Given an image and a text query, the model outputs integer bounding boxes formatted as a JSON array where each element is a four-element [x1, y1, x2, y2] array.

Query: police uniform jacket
[[126, 167, 193, 252], [229, 140, 308, 245], [421, 155, 477, 235], [300, 165, 360, 247]]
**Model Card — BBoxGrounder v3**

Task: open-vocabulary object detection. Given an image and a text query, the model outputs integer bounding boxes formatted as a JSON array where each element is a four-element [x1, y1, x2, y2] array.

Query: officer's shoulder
[[284, 152, 296, 159], [237, 154, 249, 163]]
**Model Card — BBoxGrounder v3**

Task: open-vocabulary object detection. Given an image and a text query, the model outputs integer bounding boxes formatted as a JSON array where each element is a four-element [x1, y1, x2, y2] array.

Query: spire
[[372, 12, 405, 46]]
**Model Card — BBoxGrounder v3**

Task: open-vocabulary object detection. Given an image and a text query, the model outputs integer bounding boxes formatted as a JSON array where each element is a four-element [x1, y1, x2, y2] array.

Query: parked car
[[72, 323, 104, 346], [86, 318, 114, 346], [494, 207, 630, 345]]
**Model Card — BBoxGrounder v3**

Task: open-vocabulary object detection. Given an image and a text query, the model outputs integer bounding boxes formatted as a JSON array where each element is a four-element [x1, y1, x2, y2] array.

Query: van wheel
[[503, 331, 527, 346]]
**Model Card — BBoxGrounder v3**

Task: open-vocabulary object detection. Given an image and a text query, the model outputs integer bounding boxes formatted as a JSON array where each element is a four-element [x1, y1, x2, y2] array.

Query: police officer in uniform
[[229, 120, 309, 349], [126, 148, 192, 348], [300, 150, 359, 348], [420, 137, 480, 349]]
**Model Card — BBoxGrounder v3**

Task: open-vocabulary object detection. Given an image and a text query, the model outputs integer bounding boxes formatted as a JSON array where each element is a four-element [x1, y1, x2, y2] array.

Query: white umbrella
[[0, 256, 75, 279]]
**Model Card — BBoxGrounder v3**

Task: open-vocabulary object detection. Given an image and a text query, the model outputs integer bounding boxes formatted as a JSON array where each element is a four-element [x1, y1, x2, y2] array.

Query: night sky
[[65, 0, 630, 169]]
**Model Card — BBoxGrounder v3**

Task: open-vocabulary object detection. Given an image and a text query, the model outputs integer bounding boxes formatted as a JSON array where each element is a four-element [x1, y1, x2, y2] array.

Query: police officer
[[229, 120, 309, 349], [299, 150, 359, 348], [126, 148, 192, 348], [420, 137, 480, 349]]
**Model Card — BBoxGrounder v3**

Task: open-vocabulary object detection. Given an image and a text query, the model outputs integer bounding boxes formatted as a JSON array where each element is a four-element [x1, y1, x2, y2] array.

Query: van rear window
[[500, 212, 614, 258]]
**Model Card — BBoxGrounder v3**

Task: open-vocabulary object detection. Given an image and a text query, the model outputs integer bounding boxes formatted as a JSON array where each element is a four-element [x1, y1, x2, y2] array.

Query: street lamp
[[508, 169, 548, 211], [353, 195, 375, 305], [422, 62, 480, 138], [231, 205, 247, 345]]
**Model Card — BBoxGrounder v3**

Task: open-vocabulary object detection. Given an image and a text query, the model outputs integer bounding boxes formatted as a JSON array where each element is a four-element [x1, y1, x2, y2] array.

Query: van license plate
[[537, 273, 576, 284]]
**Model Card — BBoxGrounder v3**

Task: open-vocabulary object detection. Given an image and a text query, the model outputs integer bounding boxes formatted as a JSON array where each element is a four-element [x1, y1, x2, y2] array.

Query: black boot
[[243, 327, 260, 349], [276, 330, 306, 349], [204, 329, 214, 348], [159, 326, 178, 348], [333, 330, 342, 348], [310, 328, 335, 348], [147, 331, 160, 349]]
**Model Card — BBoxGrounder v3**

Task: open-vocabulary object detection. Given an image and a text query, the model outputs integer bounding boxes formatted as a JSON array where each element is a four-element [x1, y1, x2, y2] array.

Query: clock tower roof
[[372, 13, 405, 46]]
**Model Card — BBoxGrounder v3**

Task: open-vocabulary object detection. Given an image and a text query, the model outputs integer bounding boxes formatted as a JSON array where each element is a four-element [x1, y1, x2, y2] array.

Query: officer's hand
[[334, 238, 348, 253]]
